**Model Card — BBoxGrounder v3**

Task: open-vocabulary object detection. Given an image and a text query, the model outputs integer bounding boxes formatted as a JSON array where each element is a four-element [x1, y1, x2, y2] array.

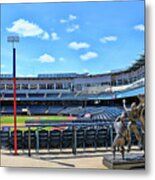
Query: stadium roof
[[38, 73, 89, 78]]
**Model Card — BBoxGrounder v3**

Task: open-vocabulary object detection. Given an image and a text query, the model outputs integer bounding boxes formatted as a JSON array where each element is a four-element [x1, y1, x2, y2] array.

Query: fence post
[[110, 125, 113, 146], [28, 127, 31, 157], [72, 125, 77, 155], [36, 130, 39, 153]]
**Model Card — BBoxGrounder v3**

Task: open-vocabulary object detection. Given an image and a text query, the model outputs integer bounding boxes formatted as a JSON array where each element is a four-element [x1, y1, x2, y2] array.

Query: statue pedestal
[[103, 153, 145, 169]]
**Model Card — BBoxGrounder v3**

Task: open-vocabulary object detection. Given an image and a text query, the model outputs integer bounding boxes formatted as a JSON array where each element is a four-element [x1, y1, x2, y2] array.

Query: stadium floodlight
[[7, 36, 19, 42], [7, 35, 19, 156], [7, 36, 19, 48]]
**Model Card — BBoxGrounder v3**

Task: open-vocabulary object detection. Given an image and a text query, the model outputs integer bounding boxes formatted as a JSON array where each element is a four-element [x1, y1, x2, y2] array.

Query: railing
[[1, 119, 141, 157], [25, 120, 114, 157]]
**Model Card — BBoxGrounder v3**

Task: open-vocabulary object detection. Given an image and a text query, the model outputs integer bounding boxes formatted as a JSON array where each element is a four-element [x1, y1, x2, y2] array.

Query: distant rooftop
[[0, 74, 12, 78], [38, 73, 89, 78]]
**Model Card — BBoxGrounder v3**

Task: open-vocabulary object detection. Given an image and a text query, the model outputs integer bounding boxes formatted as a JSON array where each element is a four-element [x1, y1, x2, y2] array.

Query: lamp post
[[7, 36, 19, 155]]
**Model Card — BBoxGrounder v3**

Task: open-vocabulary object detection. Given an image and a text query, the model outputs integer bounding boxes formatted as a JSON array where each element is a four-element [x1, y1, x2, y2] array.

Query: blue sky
[[0, 1, 144, 77]]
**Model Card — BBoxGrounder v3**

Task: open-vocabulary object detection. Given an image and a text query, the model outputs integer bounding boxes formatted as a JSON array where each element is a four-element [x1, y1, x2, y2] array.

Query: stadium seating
[[96, 127, 108, 147], [23, 130, 36, 149], [2, 106, 14, 114], [29, 93, 44, 98], [85, 128, 97, 148], [38, 130, 49, 149], [0, 123, 142, 153], [4, 93, 13, 98], [10, 130, 23, 150], [17, 94, 27, 98], [49, 130, 62, 150], [0, 130, 10, 149], [29, 106, 47, 115], [47, 106, 64, 115], [62, 129, 73, 148], [76, 128, 85, 148], [92, 107, 122, 121], [46, 93, 59, 98]]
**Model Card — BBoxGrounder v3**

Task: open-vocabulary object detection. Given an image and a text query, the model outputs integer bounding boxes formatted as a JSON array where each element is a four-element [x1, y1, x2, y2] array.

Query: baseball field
[[0, 115, 76, 130]]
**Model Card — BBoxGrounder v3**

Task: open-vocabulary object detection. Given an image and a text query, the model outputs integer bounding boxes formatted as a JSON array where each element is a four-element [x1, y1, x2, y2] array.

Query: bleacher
[[17, 94, 27, 98], [28, 106, 47, 115], [4, 94, 13, 98], [46, 93, 59, 98], [28, 93, 44, 98], [46, 106, 64, 115], [92, 107, 122, 121], [59, 106, 83, 116], [0, 106, 28, 115], [0, 124, 140, 152], [61, 92, 75, 98], [0, 105, 123, 119]]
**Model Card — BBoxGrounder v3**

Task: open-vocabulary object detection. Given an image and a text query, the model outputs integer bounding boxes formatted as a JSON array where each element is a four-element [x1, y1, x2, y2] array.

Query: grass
[[0, 115, 69, 125], [0, 115, 70, 131]]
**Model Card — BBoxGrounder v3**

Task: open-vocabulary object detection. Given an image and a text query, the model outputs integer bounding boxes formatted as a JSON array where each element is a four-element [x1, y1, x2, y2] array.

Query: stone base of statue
[[103, 153, 145, 169]]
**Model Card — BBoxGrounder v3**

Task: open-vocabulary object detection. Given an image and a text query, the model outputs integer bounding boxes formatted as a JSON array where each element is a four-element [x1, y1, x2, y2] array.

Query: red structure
[[7, 36, 19, 155], [13, 48, 18, 155]]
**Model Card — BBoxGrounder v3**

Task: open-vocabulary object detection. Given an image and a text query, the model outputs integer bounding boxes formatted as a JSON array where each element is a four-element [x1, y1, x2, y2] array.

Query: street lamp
[[7, 35, 19, 155]]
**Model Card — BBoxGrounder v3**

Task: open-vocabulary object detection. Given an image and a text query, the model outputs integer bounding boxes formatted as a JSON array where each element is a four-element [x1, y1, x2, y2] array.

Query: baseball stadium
[[0, 55, 145, 169], [0, 1, 145, 169]]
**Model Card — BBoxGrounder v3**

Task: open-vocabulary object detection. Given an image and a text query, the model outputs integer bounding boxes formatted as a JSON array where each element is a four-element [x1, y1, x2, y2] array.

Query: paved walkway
[[1, 147, 142, 169], [1, 149, 109, 169]]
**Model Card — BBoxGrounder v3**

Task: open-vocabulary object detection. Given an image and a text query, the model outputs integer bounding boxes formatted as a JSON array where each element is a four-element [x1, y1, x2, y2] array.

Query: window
[[39, 84, 46, 89], [117, 79, 122, 85], [16, 84, 20, 90], [123, 79, 129, 85], [56, 83, 63, 89], [64, 83, 71, 89], [86, 83, 91, 87], [47, 83, 54, 89], [0, 84, 5, 90], [21, 84, 28, 89], [30, 84, 37, 90], [75, 84, 82, 91], [6, 84, 13, 90]]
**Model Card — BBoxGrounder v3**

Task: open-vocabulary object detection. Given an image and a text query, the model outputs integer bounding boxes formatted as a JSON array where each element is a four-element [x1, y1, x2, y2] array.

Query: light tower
[[7, 35, 19, 155]]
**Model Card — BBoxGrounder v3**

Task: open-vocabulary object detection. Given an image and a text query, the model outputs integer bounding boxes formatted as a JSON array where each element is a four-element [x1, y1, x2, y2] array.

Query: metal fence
[[0, 120, 140, 157]]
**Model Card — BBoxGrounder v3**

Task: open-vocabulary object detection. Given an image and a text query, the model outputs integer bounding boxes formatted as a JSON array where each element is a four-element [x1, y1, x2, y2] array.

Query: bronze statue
[[137, 94, 145, 133], [112, 95, 145, 160], [122, 99, 142, 152], [112, 112, 129, 160]]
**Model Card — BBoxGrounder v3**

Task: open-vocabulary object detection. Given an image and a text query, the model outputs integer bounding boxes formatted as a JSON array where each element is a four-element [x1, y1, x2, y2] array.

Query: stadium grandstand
[[0, 55, 144, 119]]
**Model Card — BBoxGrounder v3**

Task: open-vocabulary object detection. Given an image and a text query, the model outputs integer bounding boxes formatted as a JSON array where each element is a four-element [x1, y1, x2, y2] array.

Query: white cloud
[[69, 14, 77, 21], [134, 24, 145, 31], [38, 54, 55, 63], [51, 32, 60, 41], [59, 57, 65, 62], [60, 19, 67, 24], [66, 24, 80, 33], [68, 42, 90, 50], [60, 14, 77, 24], [42, 32, 50, 40], [6, 19, 49, 40], [80, 51, 98, 61], [100, 36, 118, 43], [60, 14, 78, 33]]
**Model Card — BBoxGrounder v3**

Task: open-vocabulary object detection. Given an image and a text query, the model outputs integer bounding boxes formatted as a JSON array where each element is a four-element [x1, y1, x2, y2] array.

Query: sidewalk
[[1, 149, 108, 169], [1, 147, 142, 170]]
